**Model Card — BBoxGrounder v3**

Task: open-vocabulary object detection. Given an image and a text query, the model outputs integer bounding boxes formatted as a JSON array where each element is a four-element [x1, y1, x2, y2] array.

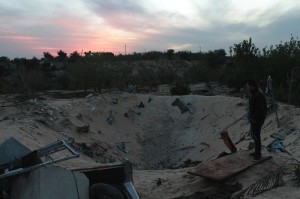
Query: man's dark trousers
[[250, 120, 264, 157]]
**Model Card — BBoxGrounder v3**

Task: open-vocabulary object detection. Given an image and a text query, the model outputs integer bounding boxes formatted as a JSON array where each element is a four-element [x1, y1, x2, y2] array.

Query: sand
[[0, 89, 300, 198]]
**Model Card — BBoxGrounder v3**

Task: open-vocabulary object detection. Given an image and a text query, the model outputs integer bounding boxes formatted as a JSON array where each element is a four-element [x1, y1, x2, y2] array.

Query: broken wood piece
[[220, 131, 237, 153], [188, 150, 272, 181]]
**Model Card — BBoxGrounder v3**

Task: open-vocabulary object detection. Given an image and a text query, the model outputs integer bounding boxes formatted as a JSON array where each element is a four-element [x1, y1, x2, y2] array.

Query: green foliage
[[133, 65, 157, 87], [170, 76, 191, 95], [67, 61, 134, 92], [184, 62, 221, 84], [142, 51, 163, 60], [68, 62, 101, 91], [157, 66, 177, 84], [0, 65, 6, 77], [231, 37, 260, 61], [206, 49, 226, 68], [177, 51, 192, 61], [2, 35, 300, 105], [14, 66, 47, 97]]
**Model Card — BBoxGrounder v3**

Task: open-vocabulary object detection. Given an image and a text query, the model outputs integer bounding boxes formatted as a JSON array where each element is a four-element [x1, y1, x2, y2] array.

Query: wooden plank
[[188, 150, 272, 181]]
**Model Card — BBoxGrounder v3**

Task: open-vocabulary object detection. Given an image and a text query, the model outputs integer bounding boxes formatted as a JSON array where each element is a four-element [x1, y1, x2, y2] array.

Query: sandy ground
[[1, 88, 300, 198]]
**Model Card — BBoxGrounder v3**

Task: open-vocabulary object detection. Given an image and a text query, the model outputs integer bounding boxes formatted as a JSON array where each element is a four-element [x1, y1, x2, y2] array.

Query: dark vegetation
[[1, 36, 300, 104]]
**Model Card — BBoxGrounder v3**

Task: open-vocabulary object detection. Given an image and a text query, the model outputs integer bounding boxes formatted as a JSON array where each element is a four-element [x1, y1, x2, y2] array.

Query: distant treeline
[[1, 35, 300, 104]]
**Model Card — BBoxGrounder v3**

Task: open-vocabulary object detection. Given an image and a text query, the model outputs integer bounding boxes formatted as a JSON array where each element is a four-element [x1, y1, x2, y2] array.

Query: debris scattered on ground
[[112, 98, 118, 104], [2, 90, 300, 198], [171, 98, 190, 113], [116, 142, 129, 153], [85, 93, 93, 98], [267, 139, 290, 154], [76, 113, 83, 119], [106, 111, 114, 125], [137, 101, 145, 108], [105, 156, 117, 163], [199, 142, 210, 148], [76, 125, 90, 133], [71, 141, 108, 159], [271, 127, 297, 140], [156, 178, 162, 186]]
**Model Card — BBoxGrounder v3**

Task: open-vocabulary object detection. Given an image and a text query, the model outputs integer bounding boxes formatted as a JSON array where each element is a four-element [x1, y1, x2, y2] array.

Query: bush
[[170, 77, 190, 95]]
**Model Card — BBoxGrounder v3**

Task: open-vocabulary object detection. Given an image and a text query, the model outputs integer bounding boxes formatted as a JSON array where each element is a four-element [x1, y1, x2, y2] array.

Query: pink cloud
[[0, 35, 38, 42]]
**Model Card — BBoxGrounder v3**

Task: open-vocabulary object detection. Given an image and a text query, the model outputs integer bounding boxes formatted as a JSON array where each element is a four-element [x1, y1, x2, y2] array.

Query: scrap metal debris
[[70, 139, 108, 158]]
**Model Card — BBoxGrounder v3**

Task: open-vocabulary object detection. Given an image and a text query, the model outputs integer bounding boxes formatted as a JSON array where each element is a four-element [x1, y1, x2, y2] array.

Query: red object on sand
[[188, 150, 272, 181]]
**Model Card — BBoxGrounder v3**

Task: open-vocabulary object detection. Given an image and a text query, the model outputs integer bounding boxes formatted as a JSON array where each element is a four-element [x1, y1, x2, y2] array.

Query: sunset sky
[[1, 0, 300, 59]]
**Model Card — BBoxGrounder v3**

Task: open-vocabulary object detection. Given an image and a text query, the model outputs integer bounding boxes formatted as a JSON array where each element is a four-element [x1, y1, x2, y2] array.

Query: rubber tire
[[89, 183, 124, 199]]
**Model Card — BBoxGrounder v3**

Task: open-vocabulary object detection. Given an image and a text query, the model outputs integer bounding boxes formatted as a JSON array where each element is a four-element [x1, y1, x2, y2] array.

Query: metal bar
[[37, 140, 66, 156], [62, 139, 78, 156], [0, 153, 78, 179], [124, 181, 140, 199], [0, 139, 79, 179]]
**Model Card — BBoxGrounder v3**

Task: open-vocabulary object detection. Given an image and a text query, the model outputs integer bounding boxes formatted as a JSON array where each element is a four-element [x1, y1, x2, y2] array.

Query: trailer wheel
[[89, 183, 124, 199]]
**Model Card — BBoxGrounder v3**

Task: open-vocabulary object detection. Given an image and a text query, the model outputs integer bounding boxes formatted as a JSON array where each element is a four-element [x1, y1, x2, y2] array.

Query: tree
[[177, 51, 192, 61], [57, 50, 68, 61], [206, 49, 226, 68], [69, 51, 81, 63], [231, 37, 259, 61], [167, 49, 175, 60], [43, 52, 54, 60], [0, 56, 10, 75]]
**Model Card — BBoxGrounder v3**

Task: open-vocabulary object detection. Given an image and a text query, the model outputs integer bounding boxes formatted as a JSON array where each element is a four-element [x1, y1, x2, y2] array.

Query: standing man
[[247, 79, 267, 161]]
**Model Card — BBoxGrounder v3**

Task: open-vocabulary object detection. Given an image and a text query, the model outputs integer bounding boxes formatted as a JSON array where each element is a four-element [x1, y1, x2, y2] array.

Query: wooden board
[[188, 150, 272, 181]]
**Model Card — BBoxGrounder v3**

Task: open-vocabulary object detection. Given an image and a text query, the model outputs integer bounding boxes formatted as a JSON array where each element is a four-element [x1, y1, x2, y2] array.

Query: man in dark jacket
[[247, 79, 267, 161]]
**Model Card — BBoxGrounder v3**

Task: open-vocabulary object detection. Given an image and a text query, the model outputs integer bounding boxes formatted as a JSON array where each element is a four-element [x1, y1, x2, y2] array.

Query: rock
[[171, 98, 190, 114], [137, 101, 145, 108], [76, 125, 90, 133]]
